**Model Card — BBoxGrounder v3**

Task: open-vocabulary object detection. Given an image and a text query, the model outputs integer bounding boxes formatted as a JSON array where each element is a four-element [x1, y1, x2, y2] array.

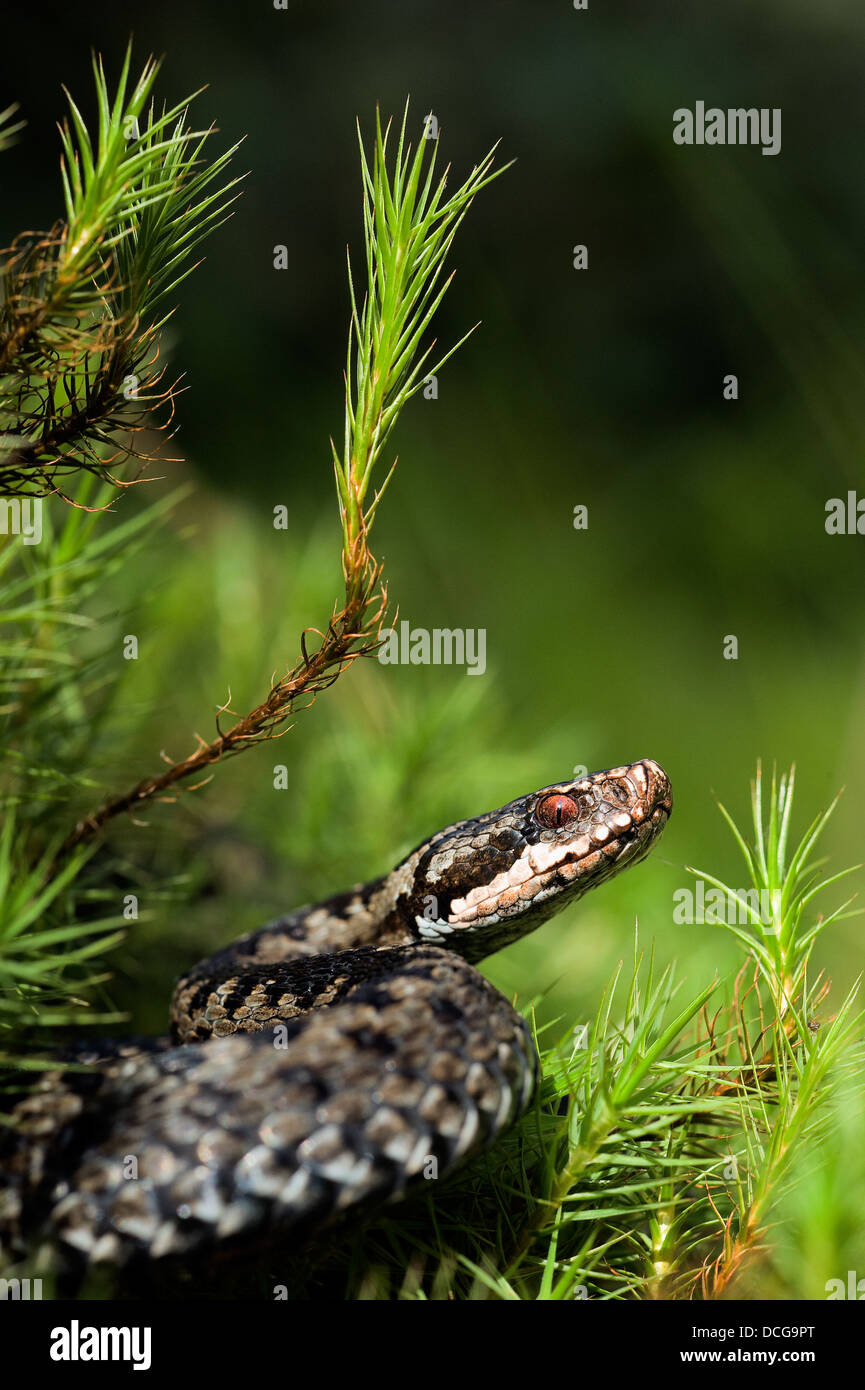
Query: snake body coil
[[0, 760, 671, 1267]]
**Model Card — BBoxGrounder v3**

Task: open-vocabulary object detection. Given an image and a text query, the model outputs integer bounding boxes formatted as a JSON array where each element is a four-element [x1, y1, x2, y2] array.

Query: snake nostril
[[605, 779, 632, 806]]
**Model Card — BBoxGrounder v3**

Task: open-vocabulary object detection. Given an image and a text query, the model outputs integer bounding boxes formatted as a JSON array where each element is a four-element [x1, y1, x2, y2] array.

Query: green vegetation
[[0, 51, 862, 1302]]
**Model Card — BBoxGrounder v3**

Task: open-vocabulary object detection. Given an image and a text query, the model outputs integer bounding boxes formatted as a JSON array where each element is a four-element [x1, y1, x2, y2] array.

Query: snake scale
[[0, 759, 671, 1270]]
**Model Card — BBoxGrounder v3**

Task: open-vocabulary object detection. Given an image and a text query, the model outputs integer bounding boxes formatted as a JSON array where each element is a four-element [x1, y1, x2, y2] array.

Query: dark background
[[2, 0, 864, 1024]]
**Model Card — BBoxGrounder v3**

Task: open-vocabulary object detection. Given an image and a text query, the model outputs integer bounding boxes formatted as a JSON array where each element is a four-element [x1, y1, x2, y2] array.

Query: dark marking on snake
[[0, 761, 671, 1268]]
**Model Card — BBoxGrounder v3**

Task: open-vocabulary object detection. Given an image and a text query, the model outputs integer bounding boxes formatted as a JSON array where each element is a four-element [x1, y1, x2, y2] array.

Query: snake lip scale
[[0, 759, 671, 1269]]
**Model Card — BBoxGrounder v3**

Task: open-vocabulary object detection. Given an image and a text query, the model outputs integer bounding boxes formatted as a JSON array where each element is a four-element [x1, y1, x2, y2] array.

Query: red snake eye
[[535, 793, 581, 829]]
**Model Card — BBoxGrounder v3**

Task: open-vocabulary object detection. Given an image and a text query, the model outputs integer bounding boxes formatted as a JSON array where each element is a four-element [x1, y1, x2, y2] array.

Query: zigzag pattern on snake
[[0, 759, 671, 1268]]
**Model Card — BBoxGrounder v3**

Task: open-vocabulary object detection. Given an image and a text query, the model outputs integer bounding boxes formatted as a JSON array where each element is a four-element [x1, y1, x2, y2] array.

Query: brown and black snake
[[0, 759, 671, 1270]]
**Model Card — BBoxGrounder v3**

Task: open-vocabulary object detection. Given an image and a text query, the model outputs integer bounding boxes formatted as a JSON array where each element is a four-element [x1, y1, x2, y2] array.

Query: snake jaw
[[409, 759, 672, 958]]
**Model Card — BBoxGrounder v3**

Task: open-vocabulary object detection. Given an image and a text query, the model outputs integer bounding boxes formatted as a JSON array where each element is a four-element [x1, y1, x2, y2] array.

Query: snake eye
[[535, 793, 582, 829]]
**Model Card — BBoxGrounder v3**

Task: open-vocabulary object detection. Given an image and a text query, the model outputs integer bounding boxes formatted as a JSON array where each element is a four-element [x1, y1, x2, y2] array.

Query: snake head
[[405, 759, 672, 960]]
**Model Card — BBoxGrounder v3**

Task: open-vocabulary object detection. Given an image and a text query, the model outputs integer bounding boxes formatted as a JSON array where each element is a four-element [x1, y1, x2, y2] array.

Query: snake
[[0, 759, 671, 1271]]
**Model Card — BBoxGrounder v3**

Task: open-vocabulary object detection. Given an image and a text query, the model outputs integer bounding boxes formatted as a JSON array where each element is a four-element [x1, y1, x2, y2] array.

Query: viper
[[0, 759, 671, 1268]]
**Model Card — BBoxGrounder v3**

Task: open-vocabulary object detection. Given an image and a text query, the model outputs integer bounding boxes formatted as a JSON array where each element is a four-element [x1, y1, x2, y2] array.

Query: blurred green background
[[2, 0, 864, 1034]]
